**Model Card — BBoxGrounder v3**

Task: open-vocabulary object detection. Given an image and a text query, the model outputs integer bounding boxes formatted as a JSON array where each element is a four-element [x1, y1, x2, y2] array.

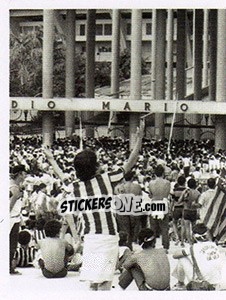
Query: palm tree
[[10, 27, 43, 97]]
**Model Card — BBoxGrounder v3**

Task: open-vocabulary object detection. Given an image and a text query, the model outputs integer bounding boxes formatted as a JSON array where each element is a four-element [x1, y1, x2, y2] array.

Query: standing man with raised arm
[[44, 120, 144, 290]]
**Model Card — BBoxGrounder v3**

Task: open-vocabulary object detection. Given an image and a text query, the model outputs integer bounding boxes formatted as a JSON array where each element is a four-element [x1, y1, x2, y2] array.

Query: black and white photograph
[[1, 0, 226, 299]]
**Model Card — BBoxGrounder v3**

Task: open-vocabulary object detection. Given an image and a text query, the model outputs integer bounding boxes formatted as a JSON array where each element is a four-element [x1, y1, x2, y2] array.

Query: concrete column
[[10, 18, 21, 36], [203, 9, 209, 87], [193, 9, 203, 140], [151, 9, 157, 99], [154, 9, 167, 140], [209, 10, 217, 101], [215, 10, 226, 152], [42, 10, 55, 146], [166, 9, 175, 144], [65, 10, 76, 138], [111, 9, 120, 98], [85, 9, 96, 138], [176, 10, 186, 98], [176, 9, 187, 140], [109, 9, 120, 135], [185, 12, 193, 70], [129, 9, 142, 150], [166, 9, 174, 100]]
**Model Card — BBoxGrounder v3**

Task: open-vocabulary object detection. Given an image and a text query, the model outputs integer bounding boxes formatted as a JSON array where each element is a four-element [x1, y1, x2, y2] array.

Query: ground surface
[[2, 238, 226, 300]]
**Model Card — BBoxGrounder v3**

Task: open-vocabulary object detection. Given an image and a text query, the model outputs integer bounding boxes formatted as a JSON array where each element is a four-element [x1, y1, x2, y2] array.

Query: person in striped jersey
[[44, 120, 144, 290], [13, 230, 37, 268]]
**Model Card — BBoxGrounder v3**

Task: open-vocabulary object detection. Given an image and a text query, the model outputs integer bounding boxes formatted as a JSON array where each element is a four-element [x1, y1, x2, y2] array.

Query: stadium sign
[[10, 98, 226, 115]]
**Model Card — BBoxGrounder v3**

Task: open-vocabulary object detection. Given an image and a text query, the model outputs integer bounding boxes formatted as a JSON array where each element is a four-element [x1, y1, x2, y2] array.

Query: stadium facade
[[9, 9, 226, 151]]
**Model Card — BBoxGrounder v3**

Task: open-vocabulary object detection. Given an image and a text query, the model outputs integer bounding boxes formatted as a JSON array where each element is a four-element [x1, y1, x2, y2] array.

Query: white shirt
[[182, 157, 191, 167], [193, 242, 222, 285]]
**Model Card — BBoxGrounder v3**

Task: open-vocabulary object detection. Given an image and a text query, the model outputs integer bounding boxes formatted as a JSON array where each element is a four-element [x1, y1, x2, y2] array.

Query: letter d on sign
[[12, 100, 18, 109]]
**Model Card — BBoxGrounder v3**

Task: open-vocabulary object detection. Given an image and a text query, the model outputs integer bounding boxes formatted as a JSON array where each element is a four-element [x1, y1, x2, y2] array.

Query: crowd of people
[[9, 130, 226, 290]]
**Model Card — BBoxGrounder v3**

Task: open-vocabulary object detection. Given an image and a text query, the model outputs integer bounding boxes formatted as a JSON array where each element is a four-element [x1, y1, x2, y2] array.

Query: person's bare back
[[136, 248, 170, 289], [38, 238, 68, 273]]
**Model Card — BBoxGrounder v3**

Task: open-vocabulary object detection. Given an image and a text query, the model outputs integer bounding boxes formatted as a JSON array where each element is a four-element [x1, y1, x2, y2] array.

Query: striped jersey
[[14, 246, 37, 267], [73, 168, 124, 236], [34, 229, 46, 244]]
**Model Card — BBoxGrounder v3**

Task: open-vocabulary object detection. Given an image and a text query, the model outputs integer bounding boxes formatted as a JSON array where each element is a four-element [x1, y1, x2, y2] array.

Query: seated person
[[37, 219, 74, 278], [116, 231, 132, 273], [118, 228, 170, 290], [13, 230, 37, 268], [172, 223, 224, 290]]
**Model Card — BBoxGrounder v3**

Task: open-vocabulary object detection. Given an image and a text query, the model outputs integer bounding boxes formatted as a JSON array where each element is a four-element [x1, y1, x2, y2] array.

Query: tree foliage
[[10, 28, 87, 98], [10, 28, 149, 130], [10, 28, 43, 97], [10, 28, 149, 98], [119, 49, 150, 80]]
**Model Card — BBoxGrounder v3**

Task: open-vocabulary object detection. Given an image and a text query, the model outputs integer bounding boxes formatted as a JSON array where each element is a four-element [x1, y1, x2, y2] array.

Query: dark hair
[[18, 230, 31, 246], [193, 223, 207, 235], [44, 220, 62, 238], [154, 165, 165, 177], [119, 231, 128, 246], [37, 183, 47, 192], [187, 178, 197, 189], [65, 244, 75, 257], [177, 175, 186, 186], [10, 164, 26, 179], [73, 149, 97, 181], [207, 178, 216, 189], [25, 218, 36, 230], [124, 171, 135, 182], [138, 228, 156, 249], [35, 218, 46, 230], [10, 164, 26, 175]]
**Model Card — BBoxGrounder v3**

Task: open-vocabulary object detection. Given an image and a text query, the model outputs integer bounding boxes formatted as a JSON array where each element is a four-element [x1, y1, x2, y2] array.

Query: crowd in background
[[10, 135, 226, 187], [9, 134, 226, 289]]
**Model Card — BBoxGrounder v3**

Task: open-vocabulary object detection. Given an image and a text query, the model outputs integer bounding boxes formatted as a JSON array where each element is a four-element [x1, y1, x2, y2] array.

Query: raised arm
[[123, 118, 145, 175], [10, 186, 22, 212], [43, 147, 66, 182]]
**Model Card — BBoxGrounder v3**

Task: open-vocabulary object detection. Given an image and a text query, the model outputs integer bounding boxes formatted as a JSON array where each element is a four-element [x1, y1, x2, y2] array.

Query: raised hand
[[136, 118, 145, 139], [139, 118, 145, 135], [42, 146, 54, 160]]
